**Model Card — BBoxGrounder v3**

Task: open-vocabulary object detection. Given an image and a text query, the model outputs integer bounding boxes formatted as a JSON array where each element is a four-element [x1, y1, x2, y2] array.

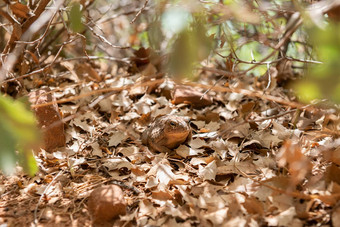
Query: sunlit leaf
[[168, 14, 213, 79], [69, 2, 84, 33], [0, 123, 17, 175], [294, 81, 322, 103], [237, 41, 276, 76], [301, 23, 340, 103], [0, 95, 40, 175], [332, 83, 340, 104], [18, 147, 38, 176]]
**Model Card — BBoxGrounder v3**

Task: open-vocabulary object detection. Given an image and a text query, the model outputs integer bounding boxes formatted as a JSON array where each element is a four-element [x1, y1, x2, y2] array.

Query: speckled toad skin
[[142, 115, 191, 153]]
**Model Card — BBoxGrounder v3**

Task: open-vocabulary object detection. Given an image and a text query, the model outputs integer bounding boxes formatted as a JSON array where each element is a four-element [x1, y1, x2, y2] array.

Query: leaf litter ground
[[1, 62, 340, 226]]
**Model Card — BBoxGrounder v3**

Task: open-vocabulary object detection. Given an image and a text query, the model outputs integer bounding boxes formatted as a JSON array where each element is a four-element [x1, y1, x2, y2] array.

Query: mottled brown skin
[[142, 115, 191, 153]]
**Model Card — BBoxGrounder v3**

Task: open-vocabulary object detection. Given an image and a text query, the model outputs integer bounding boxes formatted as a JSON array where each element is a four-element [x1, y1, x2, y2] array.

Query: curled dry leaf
[[29, 88, 66, 152], [172, 85, 213, 108], [198, 160, 217, 181], [75, 63, 102, 82], [277, 140, 312, 186], [87, 185, 126, 225]]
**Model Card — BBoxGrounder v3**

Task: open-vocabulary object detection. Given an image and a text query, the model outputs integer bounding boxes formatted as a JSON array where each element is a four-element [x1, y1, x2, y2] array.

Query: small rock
[[172, 85, 213, 108], [87, 185, 126, 226], [29, 87, 65, 152]]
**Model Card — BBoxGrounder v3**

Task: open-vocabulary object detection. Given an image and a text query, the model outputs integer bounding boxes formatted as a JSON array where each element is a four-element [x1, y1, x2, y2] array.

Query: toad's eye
[[169, 121, 176, 126]]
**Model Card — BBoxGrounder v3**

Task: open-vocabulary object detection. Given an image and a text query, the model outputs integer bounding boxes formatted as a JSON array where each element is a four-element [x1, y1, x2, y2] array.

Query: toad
[[142, 115, 191, 153]]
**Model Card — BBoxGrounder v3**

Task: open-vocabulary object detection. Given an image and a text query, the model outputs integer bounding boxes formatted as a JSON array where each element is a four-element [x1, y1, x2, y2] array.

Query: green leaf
[[237, 41, 276, 77], [294, 81, 322, 103], [0, 95, 40, 175], [69, 2, 84, 33], [0, 123, 17, 175], [332, 83, 340, 104], [18, 147, 38, 176], [168, 14, 213, 79], [302, 23, 340, 103]]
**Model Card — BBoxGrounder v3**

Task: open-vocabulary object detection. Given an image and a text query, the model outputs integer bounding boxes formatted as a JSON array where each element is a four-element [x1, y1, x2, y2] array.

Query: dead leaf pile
[[0, 1, 340, 226], [1, 62, 339, 226]]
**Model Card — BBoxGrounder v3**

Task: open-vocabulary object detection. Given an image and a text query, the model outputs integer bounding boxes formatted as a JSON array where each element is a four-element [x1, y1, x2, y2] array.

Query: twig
[[38, 21, 65, 55], [0, 55, 130, 85], [200, 74, 225, 99], [216, 51, 322, 66], [1, 37, 65, 84], [201, 66, 236, 78], [243, 15, 303, 74], [0, 8, 18, 24], [0, 0, 65, 82], [182, 80, 321, 112], [258, 180, 340, 205], [264, 63, 271, 91], [14, 10, 58, 45], [96, 7, 150, 24], [130, 0, 149, 24], [3, 0, 51, 54], [58, 55, 131, 64], [248, 109, 297, 122], [217, 109, 297, 138], [87, 25, 131, 49], [30, 79, 165, 108], [101, 175, 140, 195], [33, 170, 64, 226]]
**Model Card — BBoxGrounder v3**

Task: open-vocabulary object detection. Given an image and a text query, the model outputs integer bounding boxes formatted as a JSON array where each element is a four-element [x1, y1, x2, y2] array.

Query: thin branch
[[87, 25, 131, 49], [96, 7, 150, 24], [58, 55, 131, 64], [21, 0, 51, 33], [0, 8, 17, 24], [130, 0, 149, 24], [0, 0, 64, 82], [216, 109, 297, 139], [30, 79, 165, 108], [14, 10, 58, 45], [33, 170, 64, 226], [243, 15, 303, 74], [201, 66, 236, 78]]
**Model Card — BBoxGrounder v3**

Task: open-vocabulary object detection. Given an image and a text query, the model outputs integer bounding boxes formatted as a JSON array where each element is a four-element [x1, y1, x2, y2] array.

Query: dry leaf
[[199, 160, 217, 181], [10, 2, 30, 19], [87, 185, 126, 224]]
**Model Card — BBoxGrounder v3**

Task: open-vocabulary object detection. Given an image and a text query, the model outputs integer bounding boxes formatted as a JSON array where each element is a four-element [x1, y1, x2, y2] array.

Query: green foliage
[[237, 41, 276, 77], [0, 95, 40, 175], [69, 2, 84, 33], [293, 80, 322, 103], [168, 15, 213, 79], [295, 23, 340, 103]]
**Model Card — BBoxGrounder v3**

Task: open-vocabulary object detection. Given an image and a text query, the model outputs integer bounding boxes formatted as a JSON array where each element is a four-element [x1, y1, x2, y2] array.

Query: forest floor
[[1, 1, 340, 226], [1, 52, 340, 226]]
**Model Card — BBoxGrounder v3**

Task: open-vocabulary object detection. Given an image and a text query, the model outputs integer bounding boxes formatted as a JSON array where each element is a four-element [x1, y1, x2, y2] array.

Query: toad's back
[[142, 115, 191, 153]]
